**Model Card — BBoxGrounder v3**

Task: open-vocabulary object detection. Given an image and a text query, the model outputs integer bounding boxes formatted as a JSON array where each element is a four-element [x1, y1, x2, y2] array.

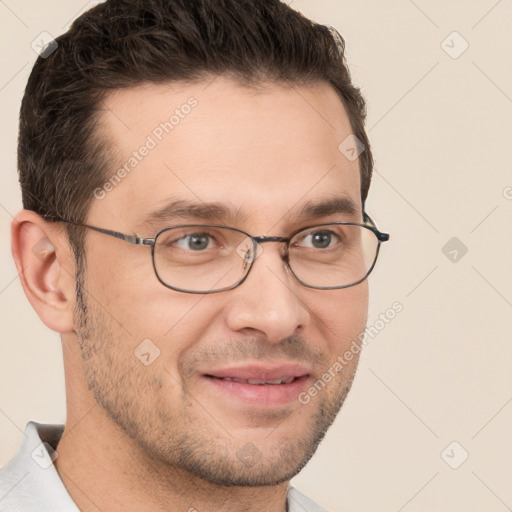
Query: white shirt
[[0, 422, 328, 512]]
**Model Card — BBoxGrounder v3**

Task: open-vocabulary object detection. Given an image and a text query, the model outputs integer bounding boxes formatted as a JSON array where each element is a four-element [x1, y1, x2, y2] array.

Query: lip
[[206, 363, 310, 381], [202, 363, 311, 408]]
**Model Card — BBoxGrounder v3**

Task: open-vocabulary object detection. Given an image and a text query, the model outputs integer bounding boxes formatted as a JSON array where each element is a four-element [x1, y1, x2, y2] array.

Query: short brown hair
[[18, 0, 373, 249]]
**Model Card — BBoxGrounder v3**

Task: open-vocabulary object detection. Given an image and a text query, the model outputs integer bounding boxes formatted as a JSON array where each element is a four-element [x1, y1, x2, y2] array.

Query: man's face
[[73, 78, 368, 485]]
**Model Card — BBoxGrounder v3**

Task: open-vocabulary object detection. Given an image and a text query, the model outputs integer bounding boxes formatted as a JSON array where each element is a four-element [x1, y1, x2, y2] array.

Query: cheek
[[85, 252, 219, 357], [313, 282, 369, 355]]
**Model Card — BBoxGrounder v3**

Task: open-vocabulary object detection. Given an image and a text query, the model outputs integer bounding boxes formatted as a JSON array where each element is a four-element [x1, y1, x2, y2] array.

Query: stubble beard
[[72, 269, 358, 487]]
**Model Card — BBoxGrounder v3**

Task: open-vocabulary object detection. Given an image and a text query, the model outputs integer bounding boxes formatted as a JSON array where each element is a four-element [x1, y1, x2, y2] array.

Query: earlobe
[[11, 210, 76, 334]]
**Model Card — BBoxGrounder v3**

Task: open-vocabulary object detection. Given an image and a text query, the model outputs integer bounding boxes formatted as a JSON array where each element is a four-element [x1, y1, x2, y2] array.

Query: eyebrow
[[139, 196, 361, 230], [298, 196, 360, 219], [140, 200, 247, 228]]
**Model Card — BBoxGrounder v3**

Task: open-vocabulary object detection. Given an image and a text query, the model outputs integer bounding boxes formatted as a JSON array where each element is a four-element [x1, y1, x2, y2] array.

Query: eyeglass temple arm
[[363, 212, 390, 242], [43, 216, 155, 246]]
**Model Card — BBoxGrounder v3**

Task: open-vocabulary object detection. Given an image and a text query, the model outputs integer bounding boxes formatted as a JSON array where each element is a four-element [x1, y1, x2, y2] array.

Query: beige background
[[1, 1, 511, 511]]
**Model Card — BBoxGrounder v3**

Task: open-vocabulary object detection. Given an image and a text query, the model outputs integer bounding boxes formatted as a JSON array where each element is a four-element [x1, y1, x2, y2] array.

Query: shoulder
[[0, 422, 76, 512]]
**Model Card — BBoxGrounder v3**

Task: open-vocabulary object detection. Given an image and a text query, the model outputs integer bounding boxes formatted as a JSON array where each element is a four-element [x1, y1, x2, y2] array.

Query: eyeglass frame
[[44, 212, 390, 294]]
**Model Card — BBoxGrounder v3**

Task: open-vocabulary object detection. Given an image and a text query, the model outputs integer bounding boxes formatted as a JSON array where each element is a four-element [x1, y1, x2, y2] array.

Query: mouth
[[212, 376, 297, 385], [202, 364, 311, 407]]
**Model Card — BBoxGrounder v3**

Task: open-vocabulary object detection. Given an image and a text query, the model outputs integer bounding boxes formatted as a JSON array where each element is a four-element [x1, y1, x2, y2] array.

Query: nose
[[224, 243, 310, 342]]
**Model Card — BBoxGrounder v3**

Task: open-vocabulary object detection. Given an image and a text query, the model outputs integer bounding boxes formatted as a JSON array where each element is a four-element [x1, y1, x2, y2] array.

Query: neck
[[55, 403, 289, 512]]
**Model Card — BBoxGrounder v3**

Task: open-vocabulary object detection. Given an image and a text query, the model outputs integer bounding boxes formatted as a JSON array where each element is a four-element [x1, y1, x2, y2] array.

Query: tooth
[[220, 377, 295, 385]]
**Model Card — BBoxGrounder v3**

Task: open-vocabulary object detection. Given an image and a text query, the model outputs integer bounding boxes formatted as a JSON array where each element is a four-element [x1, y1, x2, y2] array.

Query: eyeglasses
[[47, 213, 389, 294]]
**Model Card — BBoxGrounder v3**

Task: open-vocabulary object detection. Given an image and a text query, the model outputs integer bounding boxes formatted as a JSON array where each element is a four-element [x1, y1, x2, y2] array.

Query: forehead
[[91, 77, 362, 230]]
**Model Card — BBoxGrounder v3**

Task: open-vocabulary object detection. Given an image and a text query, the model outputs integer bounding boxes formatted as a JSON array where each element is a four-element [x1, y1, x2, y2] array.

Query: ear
[[11, 210, 77, 333]]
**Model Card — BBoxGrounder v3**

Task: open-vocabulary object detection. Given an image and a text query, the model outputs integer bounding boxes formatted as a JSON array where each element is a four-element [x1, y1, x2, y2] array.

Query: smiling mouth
[[202, 373, 311, 408], [206, 375, 298, 385], [200, 363, 312, 407]]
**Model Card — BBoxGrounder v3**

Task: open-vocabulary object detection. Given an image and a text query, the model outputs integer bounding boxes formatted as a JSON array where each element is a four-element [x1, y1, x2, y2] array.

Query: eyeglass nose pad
[[235, 238, 263, 270]]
